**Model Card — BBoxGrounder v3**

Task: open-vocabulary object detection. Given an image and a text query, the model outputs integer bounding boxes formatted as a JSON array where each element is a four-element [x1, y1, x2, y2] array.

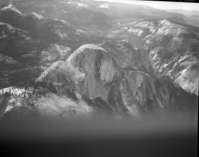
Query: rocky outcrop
[[0, 41, 196, 121], [21, 44, 176, 118], [174, 63, 198, 95], [36, 44, 123, 114], [111, 19, 199, 96], [0, 2, 198, 122], [146, 20, 199, 96], [121, 69, 175, 116], [66, 44, 122, 100]]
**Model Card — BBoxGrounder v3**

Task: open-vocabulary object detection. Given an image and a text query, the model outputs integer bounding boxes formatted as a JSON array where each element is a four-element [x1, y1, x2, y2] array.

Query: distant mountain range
[[167, 9, 199, 17]]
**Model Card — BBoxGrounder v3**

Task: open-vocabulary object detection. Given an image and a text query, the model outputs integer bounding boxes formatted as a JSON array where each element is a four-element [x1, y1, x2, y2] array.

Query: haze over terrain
[[0, 0, 198, 124], [94, 0, 199, 11]]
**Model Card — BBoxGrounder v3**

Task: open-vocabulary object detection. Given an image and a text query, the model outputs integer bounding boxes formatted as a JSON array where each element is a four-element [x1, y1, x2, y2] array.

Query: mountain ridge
[[0, 1, 198, 122]]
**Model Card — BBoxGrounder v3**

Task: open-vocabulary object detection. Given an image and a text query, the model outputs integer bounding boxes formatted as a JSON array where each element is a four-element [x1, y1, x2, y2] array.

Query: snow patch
[[99, 4, 110, 9], [77, 3, 88, 7]]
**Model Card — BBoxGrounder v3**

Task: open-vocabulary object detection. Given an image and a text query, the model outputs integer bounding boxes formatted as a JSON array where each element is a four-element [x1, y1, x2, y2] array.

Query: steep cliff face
[[0, 44, 179, 122], [0, 2, 198, 122], [146, 20, 199, 96], [36, 44, 124, 115], [121, 69, 175, 116], [66, 44, 122, 100], [110, 19, 199, 96]]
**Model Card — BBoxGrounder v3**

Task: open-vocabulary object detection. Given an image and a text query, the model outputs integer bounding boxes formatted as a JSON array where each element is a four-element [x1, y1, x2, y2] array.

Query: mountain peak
[[0, 4, 22, 16], [67, 44, 108, 63]]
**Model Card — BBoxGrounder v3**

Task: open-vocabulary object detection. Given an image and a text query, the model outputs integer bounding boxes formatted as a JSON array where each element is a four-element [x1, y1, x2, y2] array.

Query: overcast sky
[[94, 0, 199, 11]]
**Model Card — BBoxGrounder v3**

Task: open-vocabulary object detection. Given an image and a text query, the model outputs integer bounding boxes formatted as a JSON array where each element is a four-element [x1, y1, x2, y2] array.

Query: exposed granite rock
[[111, 19, 199, 96], [121, 69, 175, 117], [0, 36, 196, 121], [0, 3, 198, 122], [34, 44, 176, 118], [66, 44, 122, 100]]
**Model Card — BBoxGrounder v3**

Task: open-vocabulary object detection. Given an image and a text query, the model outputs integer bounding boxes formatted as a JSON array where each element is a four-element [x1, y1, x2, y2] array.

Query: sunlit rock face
[[66, 44, 122, 101], [111, 19, 199, 96], [0, 2, 198, 122], [0, 42, 195, 121], [146, 22, 199, 96], [35, 44, 125, 114], [35, 44, 176, 118], [37, 44, 122, 95], [174, 63, 198, 95]]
